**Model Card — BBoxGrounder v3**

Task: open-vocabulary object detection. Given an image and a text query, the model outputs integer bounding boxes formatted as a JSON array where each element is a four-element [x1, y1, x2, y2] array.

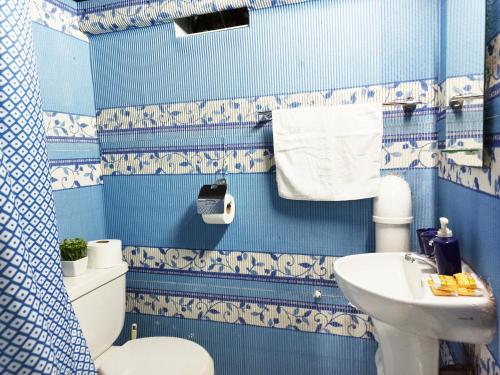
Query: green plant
[[60, 238, 87, 261]]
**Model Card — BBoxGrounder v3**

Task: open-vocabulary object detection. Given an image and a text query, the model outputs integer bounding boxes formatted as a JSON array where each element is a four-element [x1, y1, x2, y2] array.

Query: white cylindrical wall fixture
[[373, 175, 413, 252]]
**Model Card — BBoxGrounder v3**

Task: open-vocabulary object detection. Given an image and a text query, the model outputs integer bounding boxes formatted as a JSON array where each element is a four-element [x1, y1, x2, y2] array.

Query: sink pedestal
[[373, 319, 439, 375]]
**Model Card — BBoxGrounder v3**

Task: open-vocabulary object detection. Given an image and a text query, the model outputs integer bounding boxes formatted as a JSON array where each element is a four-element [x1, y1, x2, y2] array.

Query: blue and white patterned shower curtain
[[0, 1, 95, 373]]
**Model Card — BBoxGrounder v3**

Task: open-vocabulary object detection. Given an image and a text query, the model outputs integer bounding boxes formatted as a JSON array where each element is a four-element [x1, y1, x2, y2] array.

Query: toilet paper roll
[[202, 194, 235, 224], [87, 239, 123, 269]]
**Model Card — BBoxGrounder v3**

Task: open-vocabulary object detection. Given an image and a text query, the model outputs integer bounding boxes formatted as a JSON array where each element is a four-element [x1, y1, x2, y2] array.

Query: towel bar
[[257, 97, 424, 121], [449, 93, 483, 110]]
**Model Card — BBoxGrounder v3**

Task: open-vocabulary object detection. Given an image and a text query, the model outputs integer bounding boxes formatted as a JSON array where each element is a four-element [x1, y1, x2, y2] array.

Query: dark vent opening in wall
[[174, 8, 249, 36]]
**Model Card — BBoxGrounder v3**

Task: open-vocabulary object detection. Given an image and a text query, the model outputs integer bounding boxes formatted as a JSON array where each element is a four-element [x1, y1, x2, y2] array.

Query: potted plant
[[60, 238, 88, 277]]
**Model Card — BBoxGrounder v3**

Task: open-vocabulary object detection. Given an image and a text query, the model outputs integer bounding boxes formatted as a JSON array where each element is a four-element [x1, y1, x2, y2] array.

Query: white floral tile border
[[49, 159, 102, 190], [438, 341, 500, 373], [77, 0, 311, 35], [97, 78, 443, 177], [474, 344, 500, 375], [439, 341, 455, 367], [382, 137, 437, 170], [123, 246, 337, 286], [96, 78, 438, 134], [127, 288, 374, 339], [30, 0, 88, 41], [101, 145, 274, 175], [101, 138, 437, 176], [438, 140, 500, 198], [437, 75, 484, 117], [43, 112, 97, 140], [443, 75, 484, 109]]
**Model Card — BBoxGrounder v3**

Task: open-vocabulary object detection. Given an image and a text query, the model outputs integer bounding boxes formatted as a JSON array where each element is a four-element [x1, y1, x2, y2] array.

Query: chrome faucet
[[404, 253, 437, 271]]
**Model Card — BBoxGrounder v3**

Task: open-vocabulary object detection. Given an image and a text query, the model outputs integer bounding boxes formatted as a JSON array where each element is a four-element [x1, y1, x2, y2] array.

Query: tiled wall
[[82, 0, 439, 374], [27, 0, 500, 373], [30, 0, 105, 241]]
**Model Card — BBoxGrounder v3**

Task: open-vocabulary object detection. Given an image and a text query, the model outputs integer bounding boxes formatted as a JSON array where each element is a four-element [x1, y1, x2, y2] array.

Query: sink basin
[[334, 252, 496, 343], [334, 252, 496, 375]]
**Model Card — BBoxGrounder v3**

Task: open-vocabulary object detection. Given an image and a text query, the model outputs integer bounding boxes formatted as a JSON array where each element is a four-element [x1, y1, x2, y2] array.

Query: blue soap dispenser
[[434, 217, 462, 276]]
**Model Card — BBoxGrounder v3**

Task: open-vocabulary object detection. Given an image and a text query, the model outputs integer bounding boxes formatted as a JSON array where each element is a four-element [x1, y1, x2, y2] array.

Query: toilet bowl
[[96, 337, 214, 375], [63, 262, 214, 375]]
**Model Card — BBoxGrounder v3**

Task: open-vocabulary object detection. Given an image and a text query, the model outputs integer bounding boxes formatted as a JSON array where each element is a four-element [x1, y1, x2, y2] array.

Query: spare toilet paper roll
[[202, 194, 235, 224], [87, 239, 123, 269]]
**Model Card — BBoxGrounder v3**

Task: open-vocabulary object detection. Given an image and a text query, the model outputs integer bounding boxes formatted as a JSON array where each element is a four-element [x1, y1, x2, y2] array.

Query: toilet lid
[[96, 337, 214, 375]]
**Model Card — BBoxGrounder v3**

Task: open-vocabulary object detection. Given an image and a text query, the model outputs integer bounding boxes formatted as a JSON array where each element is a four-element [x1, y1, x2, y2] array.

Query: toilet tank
[[64, 262, 128, 359]]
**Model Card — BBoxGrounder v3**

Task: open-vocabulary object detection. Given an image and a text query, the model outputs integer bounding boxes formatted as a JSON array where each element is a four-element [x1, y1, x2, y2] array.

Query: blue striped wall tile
[[87, 0, 439, 109], [32, 23, 95, 115], [53, 185, 107, 240], [117, 313, 378, 375]]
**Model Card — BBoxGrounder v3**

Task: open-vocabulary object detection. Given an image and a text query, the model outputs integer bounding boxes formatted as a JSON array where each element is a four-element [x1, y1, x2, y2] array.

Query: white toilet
[[63, 262, 214, 375]]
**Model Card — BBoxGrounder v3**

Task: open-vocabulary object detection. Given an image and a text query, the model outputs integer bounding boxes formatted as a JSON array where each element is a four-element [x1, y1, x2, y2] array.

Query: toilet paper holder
[[197, 178, 228, 215]]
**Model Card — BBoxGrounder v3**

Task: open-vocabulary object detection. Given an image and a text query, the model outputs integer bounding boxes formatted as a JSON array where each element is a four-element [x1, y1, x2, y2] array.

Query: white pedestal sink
[[334, 253, 496, 375]]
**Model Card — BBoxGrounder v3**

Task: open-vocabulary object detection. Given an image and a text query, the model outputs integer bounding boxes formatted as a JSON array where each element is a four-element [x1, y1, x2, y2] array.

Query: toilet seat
[[95, 337, 214, 375]]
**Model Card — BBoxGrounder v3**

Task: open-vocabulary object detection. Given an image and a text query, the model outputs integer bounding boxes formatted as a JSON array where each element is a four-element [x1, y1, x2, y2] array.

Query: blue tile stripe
[[102, 143, 270, 154], [99, 121, 266, 136], [383, 133, 437, 142], [46, 137, 99, 144], [383, 107, 439, 118], [49, 158, 101, 166], [128, 267, 337, 287], [439, 105, 484, 122]]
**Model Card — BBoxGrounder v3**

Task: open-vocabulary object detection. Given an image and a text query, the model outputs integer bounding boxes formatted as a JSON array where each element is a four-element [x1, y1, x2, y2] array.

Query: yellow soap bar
[[428, 274, 482, 297], [428, 274, 458, 292], [454, 273, 477, 290], [430, 287, 456, 296], [457, 287, 482, 297]]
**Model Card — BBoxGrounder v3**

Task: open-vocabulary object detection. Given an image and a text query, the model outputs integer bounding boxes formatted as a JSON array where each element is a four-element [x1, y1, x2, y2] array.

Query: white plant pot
[[61, 257, 88, 277]]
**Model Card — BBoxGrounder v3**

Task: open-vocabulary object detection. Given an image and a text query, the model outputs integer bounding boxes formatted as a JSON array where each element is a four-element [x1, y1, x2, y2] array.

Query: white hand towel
[[272, 103, 383, 201]]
